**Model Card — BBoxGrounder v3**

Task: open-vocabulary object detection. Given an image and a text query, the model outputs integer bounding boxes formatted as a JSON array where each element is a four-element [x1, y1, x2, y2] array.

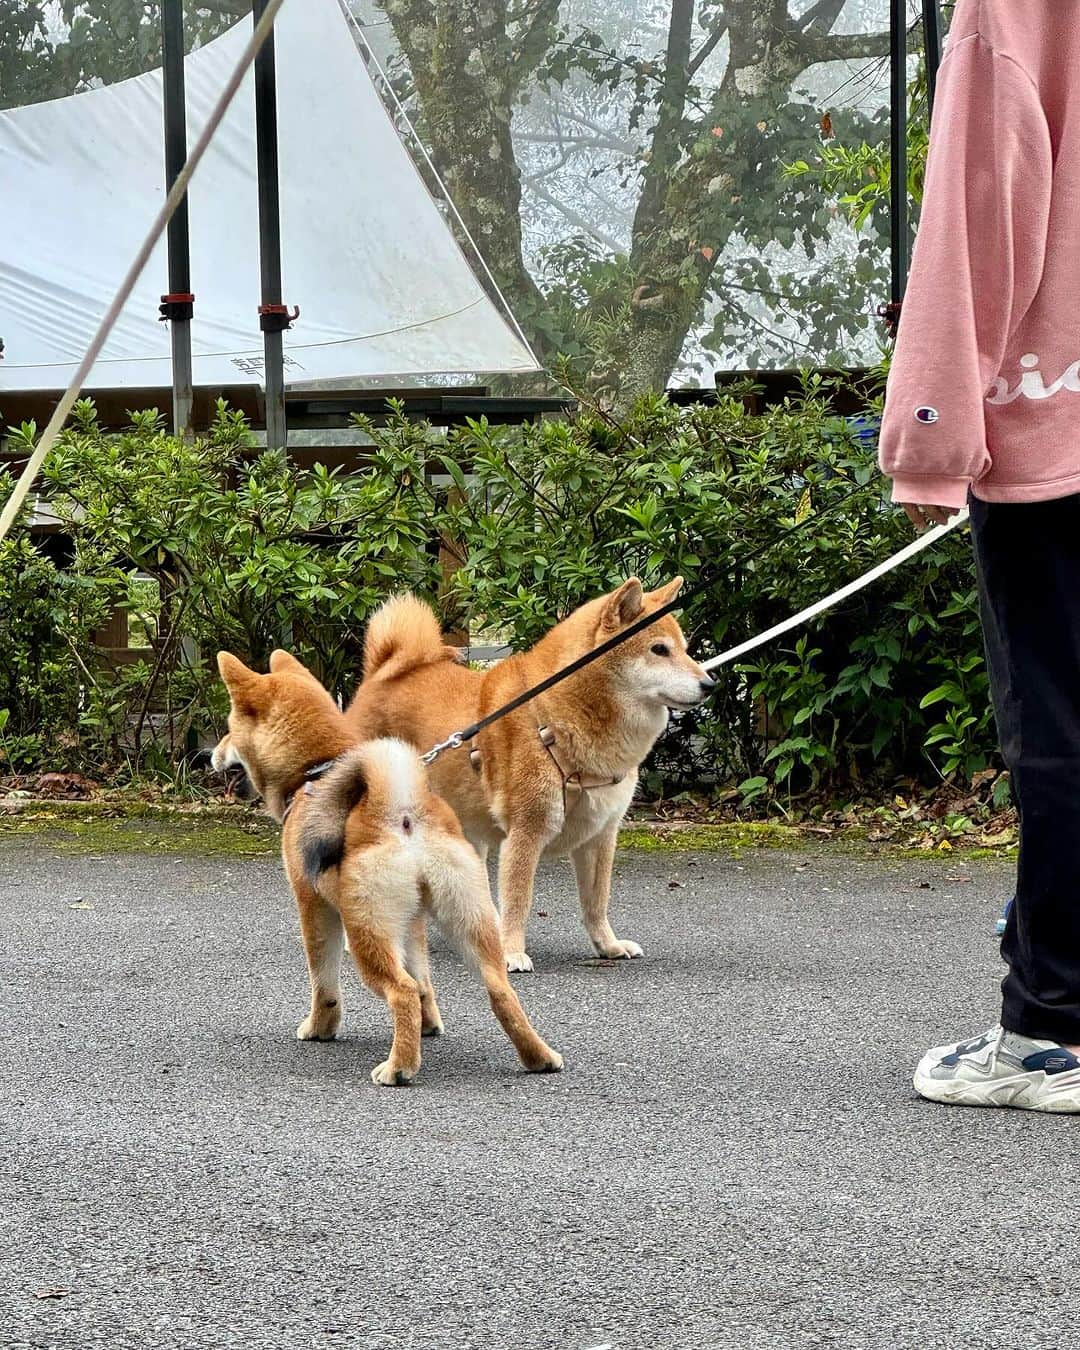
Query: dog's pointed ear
[[647, 576, 684, 608], [217, 651, 256, 687], [269, 649, 313, 679], [601, 578, 645, 631], [217, 652, 262, 714]]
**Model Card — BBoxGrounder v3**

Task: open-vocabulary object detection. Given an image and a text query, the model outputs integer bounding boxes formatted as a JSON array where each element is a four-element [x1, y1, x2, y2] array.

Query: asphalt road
[[1, 836, 1076, 1350]]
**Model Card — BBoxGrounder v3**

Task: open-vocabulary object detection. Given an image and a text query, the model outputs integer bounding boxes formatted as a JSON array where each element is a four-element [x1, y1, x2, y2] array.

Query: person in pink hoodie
[[880, 0, 1080, 1111]]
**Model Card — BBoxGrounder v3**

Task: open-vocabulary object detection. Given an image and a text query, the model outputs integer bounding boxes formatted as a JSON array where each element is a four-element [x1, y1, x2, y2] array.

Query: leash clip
[[422, 731, 464, 765]]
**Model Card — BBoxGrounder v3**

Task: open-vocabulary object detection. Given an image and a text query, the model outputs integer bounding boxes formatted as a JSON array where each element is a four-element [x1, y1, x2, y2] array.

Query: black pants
[[971, 493, 1080, 1044]]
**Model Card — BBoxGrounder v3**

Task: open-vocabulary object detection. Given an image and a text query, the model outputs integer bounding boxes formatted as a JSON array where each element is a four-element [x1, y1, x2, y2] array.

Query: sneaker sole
[[913, 1063, 1080, 1113]]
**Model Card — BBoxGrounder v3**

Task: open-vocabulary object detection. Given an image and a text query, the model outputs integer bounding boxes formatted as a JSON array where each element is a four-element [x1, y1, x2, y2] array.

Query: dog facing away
[[345, 578, 714, 972], [212, 649, 563, 1086]]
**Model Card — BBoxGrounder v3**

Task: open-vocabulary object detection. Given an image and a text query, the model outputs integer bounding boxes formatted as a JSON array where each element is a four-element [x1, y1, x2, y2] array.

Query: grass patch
[[0, 801, 277, 858], [0, 798, 1015, 862], [618, 822, 805, 854]]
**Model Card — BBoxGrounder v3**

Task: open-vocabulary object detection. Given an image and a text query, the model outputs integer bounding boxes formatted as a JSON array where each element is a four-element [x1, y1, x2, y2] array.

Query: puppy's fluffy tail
[[363, 594, 457, 682], [297, 751, 369, 888]]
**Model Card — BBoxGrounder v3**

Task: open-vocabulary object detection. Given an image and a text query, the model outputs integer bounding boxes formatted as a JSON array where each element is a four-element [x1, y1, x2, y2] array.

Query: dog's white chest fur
[[544, 774, 637, 856]]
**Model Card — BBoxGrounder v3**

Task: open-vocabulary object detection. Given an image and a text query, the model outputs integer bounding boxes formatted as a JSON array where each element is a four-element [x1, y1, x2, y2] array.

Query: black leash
[[422, 484, 873, 764]]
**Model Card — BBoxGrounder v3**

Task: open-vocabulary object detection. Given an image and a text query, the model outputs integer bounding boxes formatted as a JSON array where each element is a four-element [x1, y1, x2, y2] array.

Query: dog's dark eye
[[651, 643, 671, 657]]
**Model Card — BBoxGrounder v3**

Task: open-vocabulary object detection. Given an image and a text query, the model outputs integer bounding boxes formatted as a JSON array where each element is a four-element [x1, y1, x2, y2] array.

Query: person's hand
[[901, 502, 960, 530]]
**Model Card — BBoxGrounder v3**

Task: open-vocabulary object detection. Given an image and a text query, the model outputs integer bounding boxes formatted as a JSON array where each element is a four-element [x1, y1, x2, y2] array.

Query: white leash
[[0, 0, 289, 547], [701, 509, 969, 672]]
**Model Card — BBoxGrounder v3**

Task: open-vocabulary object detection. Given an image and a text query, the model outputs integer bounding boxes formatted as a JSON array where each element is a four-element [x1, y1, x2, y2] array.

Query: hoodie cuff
[[889, 474, 971, 511]]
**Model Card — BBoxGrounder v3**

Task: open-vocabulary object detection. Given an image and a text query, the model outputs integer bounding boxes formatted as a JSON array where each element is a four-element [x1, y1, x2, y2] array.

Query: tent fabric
[[0, 0, 538, 391]]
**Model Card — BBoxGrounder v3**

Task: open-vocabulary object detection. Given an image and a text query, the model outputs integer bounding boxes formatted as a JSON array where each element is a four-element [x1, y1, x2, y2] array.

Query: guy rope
[[0, 0, 289, 547]]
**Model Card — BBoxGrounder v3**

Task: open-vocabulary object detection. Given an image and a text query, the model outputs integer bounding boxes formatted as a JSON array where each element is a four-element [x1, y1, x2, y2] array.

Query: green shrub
[[0, 532, 104, 770], [2, 385, 994, 800], [9, 399, 442, 775], [377, 378, 988, 799]]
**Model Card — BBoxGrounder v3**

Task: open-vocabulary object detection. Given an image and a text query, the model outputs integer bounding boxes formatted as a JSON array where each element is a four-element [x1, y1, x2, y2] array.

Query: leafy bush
[[2, 386, 995, 801], [5, 399, 443, 775], [0, 530, 105, 770], [390, 380, 990, 799]]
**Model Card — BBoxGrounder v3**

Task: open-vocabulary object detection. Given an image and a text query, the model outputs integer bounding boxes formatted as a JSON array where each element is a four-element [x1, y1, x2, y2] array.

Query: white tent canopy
[[0, 0, 538, 391]]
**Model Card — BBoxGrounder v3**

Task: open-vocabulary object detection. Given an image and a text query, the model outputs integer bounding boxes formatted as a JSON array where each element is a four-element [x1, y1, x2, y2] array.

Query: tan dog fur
[[212, 649, 562, 1086], [345, 578, 713, 971]]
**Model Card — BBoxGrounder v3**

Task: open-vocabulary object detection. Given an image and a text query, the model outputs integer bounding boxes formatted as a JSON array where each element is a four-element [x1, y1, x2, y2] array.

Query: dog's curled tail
[[363, 593, 458, 682], [297, 751, 369, 888]]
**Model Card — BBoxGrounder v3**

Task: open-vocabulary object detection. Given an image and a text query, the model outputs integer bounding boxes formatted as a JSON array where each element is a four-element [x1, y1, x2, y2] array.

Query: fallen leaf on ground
[[34, 772, 99, 800]]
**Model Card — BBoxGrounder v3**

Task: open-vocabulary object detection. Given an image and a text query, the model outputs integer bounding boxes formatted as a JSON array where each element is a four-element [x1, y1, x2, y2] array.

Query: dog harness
[[469, 725, 623, 807]]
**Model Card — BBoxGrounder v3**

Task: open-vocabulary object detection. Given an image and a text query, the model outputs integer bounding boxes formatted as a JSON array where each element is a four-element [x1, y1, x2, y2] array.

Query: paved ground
[[1, 835, 1077, 1350]]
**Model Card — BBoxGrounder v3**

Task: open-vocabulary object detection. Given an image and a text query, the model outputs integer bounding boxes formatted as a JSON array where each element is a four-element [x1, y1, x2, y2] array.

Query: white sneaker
[[913, 1024, 1080, 1112]]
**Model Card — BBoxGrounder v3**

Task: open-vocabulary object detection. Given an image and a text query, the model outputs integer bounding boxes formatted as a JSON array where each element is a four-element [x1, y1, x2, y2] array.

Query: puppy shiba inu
[[212, 649, 563, 1086], [345, 578, 713, 972]]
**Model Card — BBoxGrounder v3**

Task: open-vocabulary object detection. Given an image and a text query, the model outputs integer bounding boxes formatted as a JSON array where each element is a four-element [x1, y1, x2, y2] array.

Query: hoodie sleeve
[[879, 34, 1052, 508]]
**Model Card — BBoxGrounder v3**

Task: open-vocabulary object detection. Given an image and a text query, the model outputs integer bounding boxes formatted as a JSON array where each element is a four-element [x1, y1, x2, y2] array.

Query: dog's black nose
[[699, 675, 715, 694]]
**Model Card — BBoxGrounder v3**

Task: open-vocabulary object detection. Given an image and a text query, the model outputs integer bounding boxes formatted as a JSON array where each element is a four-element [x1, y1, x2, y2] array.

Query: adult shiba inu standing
[[213, 649, 563, 1085], [346, 578, 714, 972]]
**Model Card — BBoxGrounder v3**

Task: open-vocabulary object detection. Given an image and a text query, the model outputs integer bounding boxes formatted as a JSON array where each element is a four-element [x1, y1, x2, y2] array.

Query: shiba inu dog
[[345, 578, 713, 972], [212, 649, 563, 1086]]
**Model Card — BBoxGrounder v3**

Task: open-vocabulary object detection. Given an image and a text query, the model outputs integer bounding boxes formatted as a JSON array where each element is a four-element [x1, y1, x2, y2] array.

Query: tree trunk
[[378, 0, 891, 399], [381, 0, 550, 354]]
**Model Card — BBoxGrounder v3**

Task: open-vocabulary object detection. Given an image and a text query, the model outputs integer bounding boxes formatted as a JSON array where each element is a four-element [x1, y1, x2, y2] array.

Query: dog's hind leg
[[425, 840, 562, 1074], [572, 821, 643, 960], [472, 921, 563, 1074], [406, 913, 445, 1038], [293, 880, 346, 1041], [344, 927, 424, 1086]]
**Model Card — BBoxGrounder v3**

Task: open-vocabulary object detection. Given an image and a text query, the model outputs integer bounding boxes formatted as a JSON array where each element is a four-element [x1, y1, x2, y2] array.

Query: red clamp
[[877, 300, 902, 338], [258, 304, 300, 334], [159, 292, 195, 322]]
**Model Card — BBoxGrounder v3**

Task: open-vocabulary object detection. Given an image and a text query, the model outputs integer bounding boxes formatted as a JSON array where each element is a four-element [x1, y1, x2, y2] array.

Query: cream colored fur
[[346, 577, 713, 972], [215, 650, 564, 1086]]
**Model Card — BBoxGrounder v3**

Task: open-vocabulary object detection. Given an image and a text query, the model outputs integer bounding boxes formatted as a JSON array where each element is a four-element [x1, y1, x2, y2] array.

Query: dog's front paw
[[370, 1060, 418, 1087], [594, 938, 644, 960], [296, 1012, 340, 1041], [421, 1019, 444, 1038], [505, 950, 534, 974]]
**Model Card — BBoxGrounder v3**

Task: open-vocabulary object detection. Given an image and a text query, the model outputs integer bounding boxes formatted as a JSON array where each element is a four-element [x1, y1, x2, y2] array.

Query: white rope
[[0, 0, 289, 547], [701, 509, 969, 672], [338, 0, 540, 366]]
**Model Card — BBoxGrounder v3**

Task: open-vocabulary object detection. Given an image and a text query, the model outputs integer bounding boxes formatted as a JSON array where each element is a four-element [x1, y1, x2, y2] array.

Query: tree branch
[[805, 29, 893, 63], [632, 0, 696, 241], [510, 0, 562, 91], [519, 130, 638, 154], [526, 178, 625, 253], [688, 19, 728, 78], [796, 0, 846, 34]]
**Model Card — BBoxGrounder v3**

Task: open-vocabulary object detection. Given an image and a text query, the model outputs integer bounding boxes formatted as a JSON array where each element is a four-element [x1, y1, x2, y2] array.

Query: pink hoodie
[[880, 0, 1080, 509]]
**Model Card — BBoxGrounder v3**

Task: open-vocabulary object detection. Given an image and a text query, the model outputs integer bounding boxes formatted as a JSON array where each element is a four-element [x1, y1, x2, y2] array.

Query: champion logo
[[914, 406, 939, 424]]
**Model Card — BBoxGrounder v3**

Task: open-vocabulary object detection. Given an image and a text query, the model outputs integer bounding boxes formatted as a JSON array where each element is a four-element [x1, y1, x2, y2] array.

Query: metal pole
[[252, 0, 287, 454], [161, 0, 194, 435], [889, 0, 909, 309], [922, 0, 942, 121]]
